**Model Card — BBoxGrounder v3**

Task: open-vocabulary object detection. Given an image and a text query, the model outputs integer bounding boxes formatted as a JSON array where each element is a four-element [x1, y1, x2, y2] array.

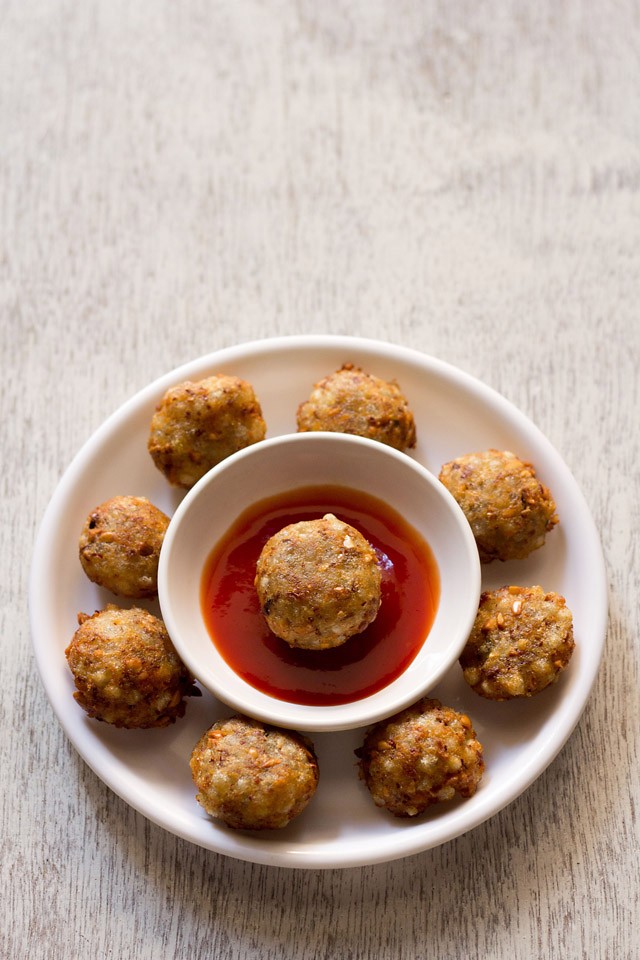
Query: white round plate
[[29, 336, 607, 869]]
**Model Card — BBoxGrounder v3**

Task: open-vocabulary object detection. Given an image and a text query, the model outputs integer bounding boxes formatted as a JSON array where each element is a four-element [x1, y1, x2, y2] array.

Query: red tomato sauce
[[200, 485, 440, 706]]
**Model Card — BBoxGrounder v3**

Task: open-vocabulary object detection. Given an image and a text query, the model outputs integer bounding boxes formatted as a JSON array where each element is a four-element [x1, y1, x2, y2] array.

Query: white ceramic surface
[[158, 432, 481, 732], [29, 335, 608, 868]]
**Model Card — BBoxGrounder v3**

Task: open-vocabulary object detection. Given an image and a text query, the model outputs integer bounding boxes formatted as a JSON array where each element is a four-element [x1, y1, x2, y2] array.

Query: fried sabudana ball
[[296, 363, 417, 452], [65, 605, 199, 728], [190, 715, 319, 830], [255, 513, 382, 650], [357, 698, 484, 817], [439, 449, 558, 563], [460, 585, 575, 700], [148, 374, 266, 488], [78, 495, 169, 599]]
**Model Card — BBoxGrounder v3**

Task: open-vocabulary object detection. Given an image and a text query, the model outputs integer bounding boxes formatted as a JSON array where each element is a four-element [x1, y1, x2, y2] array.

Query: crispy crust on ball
[[148, 374, 266, 488], [460, 585, 575, 700], [189, 715, 319, 830], [357, 698, 484, 817], [65, 605, 199, 727], [78, 495, 169, 598], [438, 449, 558, 562], [255, 513, 382, 650], [296, 363, 417, 451]]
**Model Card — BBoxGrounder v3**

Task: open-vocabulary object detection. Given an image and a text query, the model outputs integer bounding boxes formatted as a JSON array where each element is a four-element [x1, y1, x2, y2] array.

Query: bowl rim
[[157, 430, 482, 733]]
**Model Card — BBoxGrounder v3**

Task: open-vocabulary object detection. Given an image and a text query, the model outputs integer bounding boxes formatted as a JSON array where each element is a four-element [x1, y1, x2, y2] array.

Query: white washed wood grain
[[2, 0, 639, 957]]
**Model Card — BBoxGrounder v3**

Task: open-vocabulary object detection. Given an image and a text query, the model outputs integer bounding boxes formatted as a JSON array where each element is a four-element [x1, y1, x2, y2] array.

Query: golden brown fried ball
[[459, 585, 575, 700], [357, 698, 484, 817], [78, 495, 170, 599], [296, 363, 417, 451], [148, 374, 266, 488], [255, 513, 382, 650], [189, 715, 319, 830], [438, 449, 558, 562], [65, 605, 199, 728]]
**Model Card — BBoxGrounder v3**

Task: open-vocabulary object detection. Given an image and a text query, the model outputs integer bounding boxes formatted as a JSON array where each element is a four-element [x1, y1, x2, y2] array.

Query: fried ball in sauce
[[148, 374, 266, 488], [296, 363, 417, 452], [255, 513, 382, 650], [78, 495, 169, 599], [357, 698, 484, 817], [438, 448, 558, 563], [460, 585, 575, 700], [189, 715, 319, 830], [65, 605, 199, 728]]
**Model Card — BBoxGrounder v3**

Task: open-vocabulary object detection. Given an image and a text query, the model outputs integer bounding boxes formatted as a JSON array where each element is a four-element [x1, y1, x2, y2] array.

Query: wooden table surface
[[4, 1, 639, 957]]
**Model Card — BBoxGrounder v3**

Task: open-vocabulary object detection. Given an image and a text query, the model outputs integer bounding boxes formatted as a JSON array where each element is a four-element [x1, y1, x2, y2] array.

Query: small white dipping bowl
[[158, 433, 481, 733]]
